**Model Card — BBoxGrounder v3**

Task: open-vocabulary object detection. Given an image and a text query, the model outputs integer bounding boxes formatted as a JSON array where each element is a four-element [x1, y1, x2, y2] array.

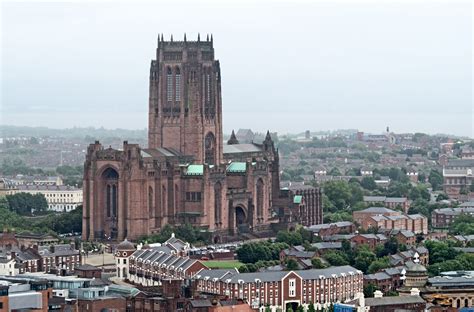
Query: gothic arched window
[[148, 186, 154, 218], [206, 73, 211, 102], [205, 132, 216, 165], [166, 67, 173, 102], [175, 67, 181, 102], [214, 182, 222, 226], [256, 179, 264, 222]]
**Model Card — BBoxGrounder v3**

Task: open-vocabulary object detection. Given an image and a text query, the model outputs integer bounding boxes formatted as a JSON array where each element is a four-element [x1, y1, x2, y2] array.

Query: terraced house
[[115, 236, 206, 286]]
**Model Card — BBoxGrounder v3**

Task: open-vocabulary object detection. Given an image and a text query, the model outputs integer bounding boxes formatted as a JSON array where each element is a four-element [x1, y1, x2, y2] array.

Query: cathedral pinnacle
[[227, 130, 239, 145]]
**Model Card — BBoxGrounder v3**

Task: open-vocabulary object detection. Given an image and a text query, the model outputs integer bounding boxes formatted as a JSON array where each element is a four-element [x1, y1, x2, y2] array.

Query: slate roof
[[306, 221, 353, 232], [189, 299, 213, 308], [363, 196, 386, 202], [385, 197, 407, 203], [223, 144, 262, 154], [429, 275, 474, 287], [365, 295, 425, 306], [38, 244, 79, 257], [360, 207, 397, 214], [16, 185, 80, 191], [365, 272, 391, 281], [446, 159, 474, 168], [281, 249, 316, 259], [434, 207, 474, 215], [196, 266, 360, 283], [165, 236, 188, 252], [312, 242, 343, 250]]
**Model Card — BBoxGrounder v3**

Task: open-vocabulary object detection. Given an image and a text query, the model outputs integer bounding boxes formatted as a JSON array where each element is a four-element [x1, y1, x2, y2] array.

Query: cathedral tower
[[148, 34, 223, 165]]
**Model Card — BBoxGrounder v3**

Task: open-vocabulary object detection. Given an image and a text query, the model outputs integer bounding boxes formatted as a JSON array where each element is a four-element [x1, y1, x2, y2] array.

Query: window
[[185, 192, 202, 202], [289, 278, 296, 297], [206, 74, 211, 102], [167, 67, 173, 102], [175, 67, 181, 101]]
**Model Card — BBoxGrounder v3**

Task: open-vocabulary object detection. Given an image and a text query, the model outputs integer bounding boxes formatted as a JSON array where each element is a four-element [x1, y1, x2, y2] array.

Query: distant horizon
[[2, 1, 472, 138], [1, 124, 471, 139]]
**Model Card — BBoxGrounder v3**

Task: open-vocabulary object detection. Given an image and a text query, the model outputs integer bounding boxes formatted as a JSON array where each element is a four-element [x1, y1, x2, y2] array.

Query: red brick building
[[82, 35, 322, 242], [354, 207, 428, 234], [349, 234, 388, 250], [194, 266, 363, 311]]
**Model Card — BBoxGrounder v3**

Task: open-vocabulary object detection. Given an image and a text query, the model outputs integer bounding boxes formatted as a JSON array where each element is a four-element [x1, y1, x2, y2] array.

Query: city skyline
[[1, 0, 472, 137]]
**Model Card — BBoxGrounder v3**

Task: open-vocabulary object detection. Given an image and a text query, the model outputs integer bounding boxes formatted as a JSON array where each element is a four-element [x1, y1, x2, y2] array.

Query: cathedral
[[82, 34, 322, 242]]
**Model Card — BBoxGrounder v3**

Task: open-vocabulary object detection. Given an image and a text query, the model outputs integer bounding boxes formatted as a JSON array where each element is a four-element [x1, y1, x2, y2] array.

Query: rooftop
[[223, 143, 262, 154], [365, 295, 425, 307]]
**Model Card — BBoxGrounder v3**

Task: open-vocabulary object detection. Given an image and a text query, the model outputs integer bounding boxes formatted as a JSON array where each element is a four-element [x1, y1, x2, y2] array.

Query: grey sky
[[1, 0, 472, 137]]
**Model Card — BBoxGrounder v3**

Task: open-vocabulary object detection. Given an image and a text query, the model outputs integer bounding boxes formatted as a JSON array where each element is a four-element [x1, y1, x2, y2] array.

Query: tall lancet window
[[175, 67, 181, 102], [206, 73, 211, 102], [167, 67, 173, 102]]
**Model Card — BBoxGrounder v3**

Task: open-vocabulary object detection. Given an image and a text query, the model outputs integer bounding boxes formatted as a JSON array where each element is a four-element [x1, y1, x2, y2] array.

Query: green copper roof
[[186, 164, 204, 176], [293, 195, 303, 204], [227, 162, 247, 173]]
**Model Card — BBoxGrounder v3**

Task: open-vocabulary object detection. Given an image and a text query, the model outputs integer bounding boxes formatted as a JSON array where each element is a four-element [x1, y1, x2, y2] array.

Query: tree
[[328, 167, 342, 176], [436, 193, 449, 201], [427, 259, 464, 276], [323, 211, 353, 223], [361, 177, 377, 190], [286, 258, 299, 271], [449, 215, 474, 235], [322, 181, 352, 211], [311, 258, 326, 269], [236, 241, 289, 264], [425, 240, 460, 264], [323, 251, 349, 266], [265, 306, 272, 312], [296, 305, 304, 312], [6, 193, 48, 216], [276, 230, 303, 246], [429, 169, 443, 190], [364, 284, 378, 297], [307, 302, 316, 312], [367, 257, 390, 274], [354, 246, 376, 273]]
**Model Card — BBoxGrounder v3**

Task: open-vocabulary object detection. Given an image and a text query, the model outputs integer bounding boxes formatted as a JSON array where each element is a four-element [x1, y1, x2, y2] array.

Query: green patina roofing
[[227, 162, 247, 173], [186, 164, 204, 175], [293, 195, 303, 204]]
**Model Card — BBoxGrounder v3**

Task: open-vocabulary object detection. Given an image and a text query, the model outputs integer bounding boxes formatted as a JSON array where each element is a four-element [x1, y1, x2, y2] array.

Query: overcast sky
[[1, 0, 472, 137]]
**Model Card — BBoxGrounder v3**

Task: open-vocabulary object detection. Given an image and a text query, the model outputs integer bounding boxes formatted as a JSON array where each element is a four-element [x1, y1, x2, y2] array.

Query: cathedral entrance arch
[[100, 167, 119, 240], [235, 206, 249, 233]]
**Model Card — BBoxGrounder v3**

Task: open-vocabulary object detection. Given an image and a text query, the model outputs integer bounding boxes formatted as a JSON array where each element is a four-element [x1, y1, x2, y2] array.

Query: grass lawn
[[202, 260, 244, 269]]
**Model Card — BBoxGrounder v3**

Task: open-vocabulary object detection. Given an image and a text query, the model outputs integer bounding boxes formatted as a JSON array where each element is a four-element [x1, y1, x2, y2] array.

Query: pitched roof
[[360, 207, 397, 214], [223, 143, 262, 154], [365, 295, 425, 306], [195, 266, 360, 283], [226, 162, 247, 173], [185, 164, 204, 176]]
